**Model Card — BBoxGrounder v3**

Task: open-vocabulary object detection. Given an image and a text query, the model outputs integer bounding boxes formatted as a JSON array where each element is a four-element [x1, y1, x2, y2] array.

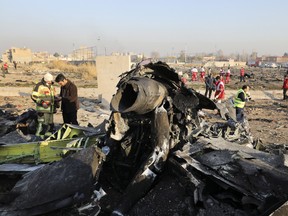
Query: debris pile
[[0, 61, 288, 216]]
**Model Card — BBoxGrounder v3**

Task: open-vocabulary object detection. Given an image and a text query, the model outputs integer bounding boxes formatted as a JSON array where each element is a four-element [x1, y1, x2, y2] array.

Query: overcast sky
[[1, 0, 287, 57]]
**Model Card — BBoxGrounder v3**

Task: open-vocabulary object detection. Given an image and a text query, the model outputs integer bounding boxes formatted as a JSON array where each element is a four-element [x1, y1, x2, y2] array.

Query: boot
[[48, 123, 55, 133], [35, 123, 43, 137]]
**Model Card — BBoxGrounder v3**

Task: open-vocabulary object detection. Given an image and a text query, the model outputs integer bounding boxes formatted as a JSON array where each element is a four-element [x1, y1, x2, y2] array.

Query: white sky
[[1, 0, 287, 56]]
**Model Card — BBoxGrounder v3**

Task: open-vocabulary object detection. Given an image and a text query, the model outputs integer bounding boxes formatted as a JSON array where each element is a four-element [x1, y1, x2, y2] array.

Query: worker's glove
[[54, 101, 60, 108], [42, 101, 49, 109], [54, 96, 62, 101]]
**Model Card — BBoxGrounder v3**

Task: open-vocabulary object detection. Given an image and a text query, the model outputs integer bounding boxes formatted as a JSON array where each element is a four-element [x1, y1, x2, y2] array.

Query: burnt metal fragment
[[0, 61, 288, 216]]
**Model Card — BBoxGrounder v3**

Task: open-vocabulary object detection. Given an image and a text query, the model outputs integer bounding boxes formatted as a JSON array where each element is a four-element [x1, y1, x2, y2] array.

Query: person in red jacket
[[240, 67, 245, 82], [199, 66, 205, 82], [191, 66, 198, 81], [225, 67, 231, 84], [283, 74, 288, 100], [214, 75, 225, 103], [2, 62, 8, 78]]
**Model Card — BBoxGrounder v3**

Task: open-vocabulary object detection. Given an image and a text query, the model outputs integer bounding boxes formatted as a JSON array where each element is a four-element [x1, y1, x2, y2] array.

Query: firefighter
[[31, 73, 57, 139], [233, 85, 251, 123]]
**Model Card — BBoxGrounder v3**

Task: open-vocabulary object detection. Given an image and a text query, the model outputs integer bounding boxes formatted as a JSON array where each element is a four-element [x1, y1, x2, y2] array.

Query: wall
[[204, 60, 246, 68], [10, 47, 32, 63], [96, 55, 131, 108]]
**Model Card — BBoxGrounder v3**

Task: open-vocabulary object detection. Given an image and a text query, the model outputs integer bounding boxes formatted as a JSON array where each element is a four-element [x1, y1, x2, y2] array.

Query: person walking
[[204, 72, 215, 99], [233, 85, 251, 123], [31, 73, 57, 138], [214, 75, 225, 103], [240, 67, 245, 82], [55, 73, 79, 125], [282, 74, 288, 100]]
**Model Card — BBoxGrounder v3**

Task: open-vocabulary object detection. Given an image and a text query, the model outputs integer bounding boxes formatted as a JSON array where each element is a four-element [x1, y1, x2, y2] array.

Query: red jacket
[[240, 68, 245, 76], [215, 80, 225, 99], [283, 77, 288, 89]]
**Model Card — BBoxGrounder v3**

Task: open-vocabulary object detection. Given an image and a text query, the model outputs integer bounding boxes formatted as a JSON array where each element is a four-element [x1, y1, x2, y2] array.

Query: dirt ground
[[178, 65, 288, 146], [0, 64, 287, 146], [0, 63, 287, 216]]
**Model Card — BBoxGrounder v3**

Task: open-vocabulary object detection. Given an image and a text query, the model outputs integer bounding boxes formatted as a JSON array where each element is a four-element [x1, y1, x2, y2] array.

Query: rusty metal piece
[[111, 77, 168, 114]]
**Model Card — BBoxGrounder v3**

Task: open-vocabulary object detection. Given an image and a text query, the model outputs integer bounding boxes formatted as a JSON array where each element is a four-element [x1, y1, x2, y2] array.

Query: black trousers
[[236, 107, 244, 123], [205, 87, 213, 98], [62, 111, 78, 125], [283, 88, 287, 100]]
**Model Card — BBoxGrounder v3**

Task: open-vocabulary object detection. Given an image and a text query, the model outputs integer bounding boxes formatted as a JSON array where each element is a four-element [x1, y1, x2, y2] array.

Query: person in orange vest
[[191, 66, 198, 81], [225, 67, 231, 84], [283, 74, 288, 100], [214, 75, 225, 103], [240, 67, 245, 82]]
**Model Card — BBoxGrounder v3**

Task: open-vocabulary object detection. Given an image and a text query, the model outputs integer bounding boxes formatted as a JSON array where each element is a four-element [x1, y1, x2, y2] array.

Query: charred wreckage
[[0, 61, 288, 216]]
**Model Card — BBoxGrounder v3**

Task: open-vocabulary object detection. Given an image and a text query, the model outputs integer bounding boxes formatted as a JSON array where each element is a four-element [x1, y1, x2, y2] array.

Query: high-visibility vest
[[31, 80, 56, 113], [233, 89, 246, 108]]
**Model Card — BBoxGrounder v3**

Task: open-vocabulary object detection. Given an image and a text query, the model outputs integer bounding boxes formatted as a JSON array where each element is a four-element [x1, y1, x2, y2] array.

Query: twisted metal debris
[[0, 61, 288, 216]]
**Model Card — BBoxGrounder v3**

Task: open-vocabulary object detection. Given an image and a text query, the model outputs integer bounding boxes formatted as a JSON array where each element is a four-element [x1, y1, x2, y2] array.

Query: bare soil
[[0, 65, 287, 146]]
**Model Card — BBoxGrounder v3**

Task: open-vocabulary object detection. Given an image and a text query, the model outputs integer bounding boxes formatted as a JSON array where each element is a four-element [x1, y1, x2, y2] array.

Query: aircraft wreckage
[[0, 61, 288, 216]]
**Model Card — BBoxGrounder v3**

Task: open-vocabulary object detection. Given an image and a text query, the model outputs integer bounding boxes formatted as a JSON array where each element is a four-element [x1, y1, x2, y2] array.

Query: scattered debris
[[0, 61, 287, 216]]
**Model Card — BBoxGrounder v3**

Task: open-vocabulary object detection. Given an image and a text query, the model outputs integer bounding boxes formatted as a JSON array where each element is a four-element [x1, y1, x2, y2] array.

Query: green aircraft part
[[0, 124, 104, 164]]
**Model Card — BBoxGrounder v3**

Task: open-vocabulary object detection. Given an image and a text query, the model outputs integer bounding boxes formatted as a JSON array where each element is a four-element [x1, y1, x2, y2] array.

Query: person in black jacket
[[55, 73, 79, 125], [204, 71, 215, 99]]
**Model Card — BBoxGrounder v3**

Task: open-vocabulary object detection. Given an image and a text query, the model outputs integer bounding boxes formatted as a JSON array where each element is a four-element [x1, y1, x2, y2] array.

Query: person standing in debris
[[204, 71, 215, 99], [219, 67, 225, 77], [233, 85, 251, 122], [2, 62, 8, 77], [13, 61, 17, 70], [282, 74, 288, 100], [214, 75, 225, 103], [225, 67, 231, 84], [191, 66, 198, 81], [199, 66, 205, 82], [240, 67, 245, 82], [55, 73, 79, 125], [31, 73, 57, 138]]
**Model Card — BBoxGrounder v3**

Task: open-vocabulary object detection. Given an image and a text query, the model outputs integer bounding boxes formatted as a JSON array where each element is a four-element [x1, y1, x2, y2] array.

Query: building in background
[[2, 47, 32, 64]]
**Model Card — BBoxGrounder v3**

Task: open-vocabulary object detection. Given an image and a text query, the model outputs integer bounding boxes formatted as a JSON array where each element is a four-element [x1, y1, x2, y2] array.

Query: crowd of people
[[1, 61, 287, 139], [179, 65, 288, 126]]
